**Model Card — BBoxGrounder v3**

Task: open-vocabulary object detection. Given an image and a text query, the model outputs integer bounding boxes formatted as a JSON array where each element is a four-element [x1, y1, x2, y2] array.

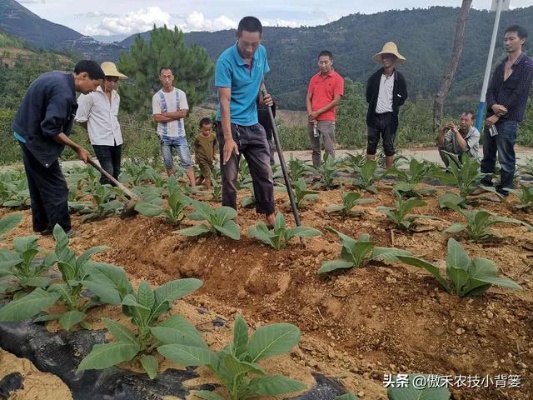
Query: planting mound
[[0, 178, 532, 400]]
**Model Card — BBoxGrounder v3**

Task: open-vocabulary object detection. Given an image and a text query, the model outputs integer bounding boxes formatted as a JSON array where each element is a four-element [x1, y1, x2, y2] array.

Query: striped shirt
[[486, 52, 533, 123]]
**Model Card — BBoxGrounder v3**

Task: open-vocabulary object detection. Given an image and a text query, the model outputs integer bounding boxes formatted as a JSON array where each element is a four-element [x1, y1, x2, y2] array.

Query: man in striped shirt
[[481, 25, 533, 196]]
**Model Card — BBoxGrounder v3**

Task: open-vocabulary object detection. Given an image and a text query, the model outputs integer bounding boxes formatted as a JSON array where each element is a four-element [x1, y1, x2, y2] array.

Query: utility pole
[[476, 0, 510, 131]]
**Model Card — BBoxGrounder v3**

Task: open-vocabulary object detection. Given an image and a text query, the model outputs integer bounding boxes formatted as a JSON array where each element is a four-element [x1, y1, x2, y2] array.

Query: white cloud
[[83, 6, 171, 36], [176, 12, 236, 32]]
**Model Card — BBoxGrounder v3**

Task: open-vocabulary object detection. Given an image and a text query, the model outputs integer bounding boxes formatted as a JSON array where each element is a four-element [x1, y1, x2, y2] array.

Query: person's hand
[[263, 93, 274, 107], [223, 139, 239, 165], [485, 115, 499, 127], [308, 112, 319, 122], [492, 104, 507, 116], [76, 147, 91, 163]]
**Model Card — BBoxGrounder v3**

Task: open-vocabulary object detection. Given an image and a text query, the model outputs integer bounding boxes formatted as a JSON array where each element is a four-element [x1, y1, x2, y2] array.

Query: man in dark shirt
[[481, 25, 533, 196], [12, 60, 104, 235]]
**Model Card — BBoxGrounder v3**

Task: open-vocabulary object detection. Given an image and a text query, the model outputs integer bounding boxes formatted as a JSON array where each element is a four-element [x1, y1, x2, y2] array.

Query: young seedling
[[248, 213, 322, 250], [325, 191, 375, 216], [398, 238, 521, 297], [317, 230, 410, 274], [287, 155, 312, 182], [377, 194, 441, 231], [291, 178, 319, 209], [310, 153, 338, 190], [0, 225, 129, 330], [444, 202, 533, 242], [78, 277, 203, 379], [159, 314, 306, 400], [176, 201, 240, 240], [352, 158, 381, 194], [510, 185, 533, 211], [135, 177, 191, 225]]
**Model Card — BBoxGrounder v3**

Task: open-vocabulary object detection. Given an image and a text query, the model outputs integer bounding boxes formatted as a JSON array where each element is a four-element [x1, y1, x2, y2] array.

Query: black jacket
[[366, 68, 407, 126], [12, 71, 77, 167]]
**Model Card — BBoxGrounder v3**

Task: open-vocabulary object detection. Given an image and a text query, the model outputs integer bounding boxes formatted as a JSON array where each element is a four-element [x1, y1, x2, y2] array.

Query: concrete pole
[[476, 0, 506, 131]]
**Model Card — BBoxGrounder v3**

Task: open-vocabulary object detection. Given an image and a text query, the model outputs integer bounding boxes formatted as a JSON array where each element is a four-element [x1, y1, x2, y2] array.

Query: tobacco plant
[[0, 170, 30, 208], [310, 154, 338, 190], [444, 203, 532, 242], [325, 191, 374, 216], [135, 177, 191, 225], [177, 201, 240, 240], [352, 158, 381, 194], [160, 314, 306, 400], [510, 185, 533, 211], [287, 155, 312, 182], [317, 230, 409, 274], [398, 238, 521, 297], [78, 277, 203, 379], [292, 178, 319, 208], [0, 225, 127, 330], [377, 195, 441, 231], [248, 213, 322, 250]]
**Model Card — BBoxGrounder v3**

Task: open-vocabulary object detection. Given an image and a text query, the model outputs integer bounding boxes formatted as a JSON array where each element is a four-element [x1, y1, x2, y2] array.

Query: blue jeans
[[92, 144, 122, 185], [160, 135, 193, 169], [217, 123, 275, 215], [480, 120, 518, 190]]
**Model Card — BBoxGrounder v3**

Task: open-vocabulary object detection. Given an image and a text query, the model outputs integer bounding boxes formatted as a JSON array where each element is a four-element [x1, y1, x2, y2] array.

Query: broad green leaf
[[214, 206, 238, 223], [232, 314, 249, 359], [219, 353, 265, 380], [151, 315, 207, 349], [175, 224, 211, 237], [158, 344, 218, 366], [246, 375, 306, 396], [140, 354, 159, 379], [444, 223, 467, 234], [137, 280, 155, 310], [135, 202, 164, 217], [121, 294, 151, 310], [214, 221, 241, 240], [285, 227, 322, 241], [372, 247, 411, 262], [87, 262, 133, 297], [103, 318, 138, 345], [77, 246, 109, 268], [0, 213, 22, 237], [59, 310, 86, 331], [467, 258, 521, 291], [248, 323, 300, 362], [274, 213, 285, 231], [446, 238, 470, 271], [155, 278, 202, 306], [77, 342, 140, 371], [397, 256, 450, 291], [317, 259, 355, 274], [249, 224, 276, 248], [20, 276, 50, 288], [81, 281, 122, 305], [13, 236, 39, 254], [193, 390, 224, 400], [0, 288, 60, 321]]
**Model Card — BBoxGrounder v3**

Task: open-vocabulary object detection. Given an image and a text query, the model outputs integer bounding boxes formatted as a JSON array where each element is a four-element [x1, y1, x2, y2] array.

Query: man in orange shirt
[[306, 50, 344, 168]]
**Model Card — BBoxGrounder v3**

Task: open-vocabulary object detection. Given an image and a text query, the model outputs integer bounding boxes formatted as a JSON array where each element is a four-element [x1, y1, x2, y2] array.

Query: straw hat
[[372, 42, 406, 64], [100, 62, 127, 79]]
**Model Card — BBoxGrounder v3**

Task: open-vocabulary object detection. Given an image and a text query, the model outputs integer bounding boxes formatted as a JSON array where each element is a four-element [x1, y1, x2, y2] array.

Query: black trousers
[[92, 144, 122, 185], [20, 143, 71, 233]]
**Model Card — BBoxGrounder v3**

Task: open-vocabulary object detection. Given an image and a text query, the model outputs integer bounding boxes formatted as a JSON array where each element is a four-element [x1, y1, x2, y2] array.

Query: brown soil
[[1, 179, 532, 400]]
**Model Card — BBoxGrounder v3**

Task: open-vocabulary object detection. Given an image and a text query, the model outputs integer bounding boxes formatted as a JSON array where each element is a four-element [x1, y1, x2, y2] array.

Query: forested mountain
[[1, 0, 532, 112], [118, 6, 533, 111]]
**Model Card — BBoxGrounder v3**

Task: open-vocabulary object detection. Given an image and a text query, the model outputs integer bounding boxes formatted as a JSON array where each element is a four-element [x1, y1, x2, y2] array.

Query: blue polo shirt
[[215, 43, 270, 126]]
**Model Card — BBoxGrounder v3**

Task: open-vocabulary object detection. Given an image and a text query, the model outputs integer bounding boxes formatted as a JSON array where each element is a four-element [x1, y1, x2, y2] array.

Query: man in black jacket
[[12, 60, 104, 235], [365, 42, 408, 169]]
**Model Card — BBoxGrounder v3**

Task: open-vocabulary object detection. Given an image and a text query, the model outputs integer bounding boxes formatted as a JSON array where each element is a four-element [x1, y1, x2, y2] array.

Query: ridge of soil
[[1, 178, 532, 399]]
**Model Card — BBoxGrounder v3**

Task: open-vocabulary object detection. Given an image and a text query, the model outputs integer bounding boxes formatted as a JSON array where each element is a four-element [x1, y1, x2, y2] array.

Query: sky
[[18, 0, 530, 38]]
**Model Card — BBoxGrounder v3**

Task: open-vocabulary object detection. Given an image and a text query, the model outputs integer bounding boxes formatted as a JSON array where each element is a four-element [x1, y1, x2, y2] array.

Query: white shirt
[[75, 87, 123, 146], [375, 72, 394, 114], [152, 87, 189, 137]]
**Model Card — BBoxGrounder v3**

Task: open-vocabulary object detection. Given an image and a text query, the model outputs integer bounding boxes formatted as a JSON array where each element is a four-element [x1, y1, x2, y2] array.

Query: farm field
[[0, 156, 532, 400]]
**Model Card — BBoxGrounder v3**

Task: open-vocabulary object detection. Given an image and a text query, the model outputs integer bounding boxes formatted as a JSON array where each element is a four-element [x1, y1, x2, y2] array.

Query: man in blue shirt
[[481, 25, 533, 196], [12, 60, 104, 235], [215, 16, 275, 227]]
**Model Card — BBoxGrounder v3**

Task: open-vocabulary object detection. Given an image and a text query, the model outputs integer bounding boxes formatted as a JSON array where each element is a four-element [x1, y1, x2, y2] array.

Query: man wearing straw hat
[[76, 61, 127, 185], [365, 42, 408, 170]]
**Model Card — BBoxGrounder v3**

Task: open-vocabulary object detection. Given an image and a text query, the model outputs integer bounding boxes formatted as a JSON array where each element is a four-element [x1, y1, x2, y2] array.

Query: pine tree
[[117, 25, 214, 119]]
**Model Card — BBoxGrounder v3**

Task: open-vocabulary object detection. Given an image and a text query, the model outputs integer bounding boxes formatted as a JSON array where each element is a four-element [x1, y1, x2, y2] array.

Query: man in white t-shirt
[[152, 67, 195, 187], [76, 61, 126, 185]]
